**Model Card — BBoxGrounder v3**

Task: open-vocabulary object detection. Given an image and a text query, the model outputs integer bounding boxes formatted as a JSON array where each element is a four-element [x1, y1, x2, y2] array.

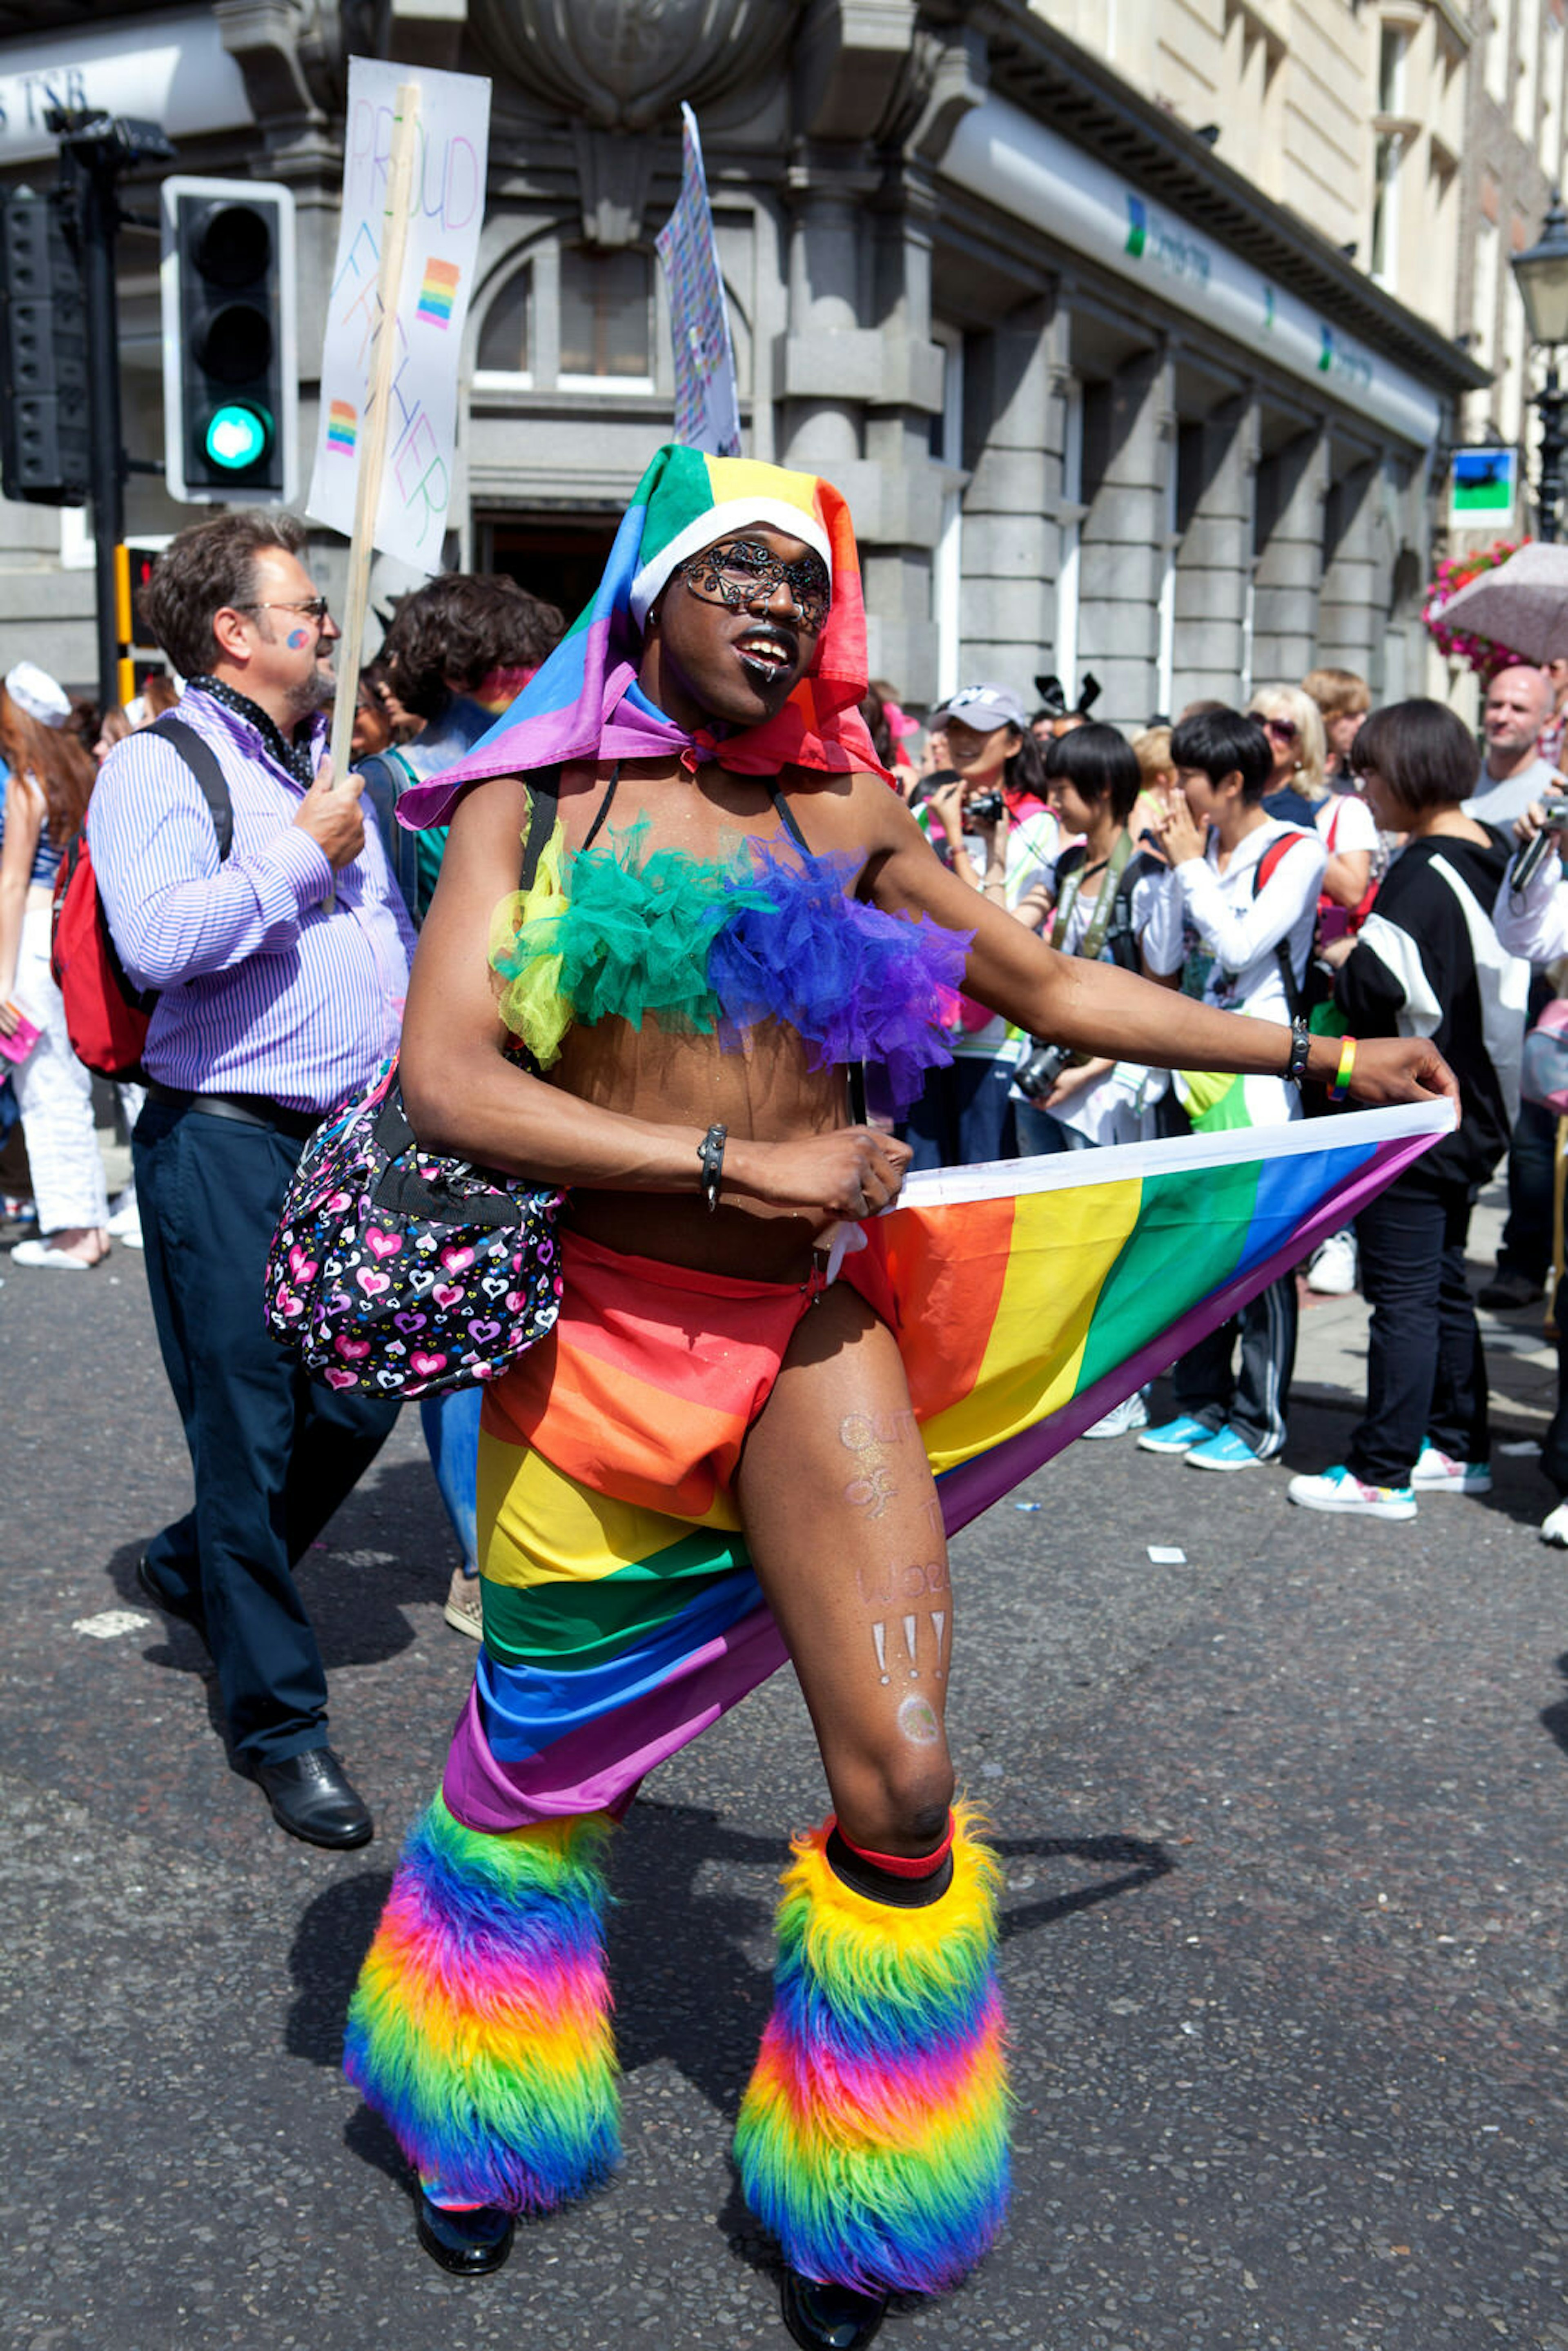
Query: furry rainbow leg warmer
[[733, 1803, 1009, 2295], [343, 1795, 619, 2212]]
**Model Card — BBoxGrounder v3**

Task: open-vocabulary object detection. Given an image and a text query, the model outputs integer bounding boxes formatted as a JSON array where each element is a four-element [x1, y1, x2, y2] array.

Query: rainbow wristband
[[1327, 1036, 1357, 1102]]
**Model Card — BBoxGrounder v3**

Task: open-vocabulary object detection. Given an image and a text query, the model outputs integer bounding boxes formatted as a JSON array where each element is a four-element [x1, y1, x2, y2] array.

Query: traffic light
[[160, 174, 296, 503], [0, 189, 90, 505]]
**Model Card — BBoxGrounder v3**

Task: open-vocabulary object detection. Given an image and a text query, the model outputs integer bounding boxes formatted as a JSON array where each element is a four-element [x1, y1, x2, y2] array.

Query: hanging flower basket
[[1421, 537, 1532, 676]]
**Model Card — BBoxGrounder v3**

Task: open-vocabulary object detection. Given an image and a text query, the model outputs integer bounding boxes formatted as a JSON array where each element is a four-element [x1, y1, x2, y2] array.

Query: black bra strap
[[581, 759, 624, 853], [766, 777, 811, 854]]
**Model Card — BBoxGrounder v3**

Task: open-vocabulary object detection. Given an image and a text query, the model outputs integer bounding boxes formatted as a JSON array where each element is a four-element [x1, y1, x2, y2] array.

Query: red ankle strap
[[828, 1812, 955, 1879]]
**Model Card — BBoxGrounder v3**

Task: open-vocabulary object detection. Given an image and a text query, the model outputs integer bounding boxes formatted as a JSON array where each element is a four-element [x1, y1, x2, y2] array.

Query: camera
[[1014, 1039, 1071, 1102], [966, 788, 1005, 826], [1510, 794, 1568, 893]]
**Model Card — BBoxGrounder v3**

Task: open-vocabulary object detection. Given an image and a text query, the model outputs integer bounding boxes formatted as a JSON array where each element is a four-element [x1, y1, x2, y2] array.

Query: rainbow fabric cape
[[443, 1101, 1452, 1832], [397, 443, 888, 834]]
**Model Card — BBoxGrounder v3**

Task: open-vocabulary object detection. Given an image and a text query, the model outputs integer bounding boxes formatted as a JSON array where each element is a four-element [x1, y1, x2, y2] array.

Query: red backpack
[[51, 715, 233, 1080]]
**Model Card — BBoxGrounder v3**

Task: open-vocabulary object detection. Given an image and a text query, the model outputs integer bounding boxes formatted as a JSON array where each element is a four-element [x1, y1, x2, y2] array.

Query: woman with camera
[[900, 683, 1058, 1167]]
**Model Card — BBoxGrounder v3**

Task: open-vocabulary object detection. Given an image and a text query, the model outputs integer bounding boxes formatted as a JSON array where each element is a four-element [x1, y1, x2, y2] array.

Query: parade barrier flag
[[655, 105, 742, 458], [307, 56, 491, 789], [442, 1101, 1454, 1828]]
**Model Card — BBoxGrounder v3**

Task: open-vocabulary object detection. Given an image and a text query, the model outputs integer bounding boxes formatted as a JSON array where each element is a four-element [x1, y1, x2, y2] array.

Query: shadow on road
[[1539, 1651, 1568, 1760]]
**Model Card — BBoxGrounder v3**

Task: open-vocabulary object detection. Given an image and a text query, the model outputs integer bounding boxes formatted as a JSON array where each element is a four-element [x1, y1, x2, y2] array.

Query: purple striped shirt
[[87, 688, 416, 1113]]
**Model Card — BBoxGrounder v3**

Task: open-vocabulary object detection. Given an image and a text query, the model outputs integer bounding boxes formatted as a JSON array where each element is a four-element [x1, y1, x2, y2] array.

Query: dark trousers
[[1497, 1099, 1555, 1287], [134, 1098, 399, 1766], [1171, 1271, 1298, 1458], [1348, 1172, 1488, 1485], [900, 1053, 1018, 1171]]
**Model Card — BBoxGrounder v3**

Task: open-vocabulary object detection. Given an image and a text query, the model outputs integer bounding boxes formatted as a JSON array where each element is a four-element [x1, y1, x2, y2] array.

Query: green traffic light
[[204, 403, 270, 470]]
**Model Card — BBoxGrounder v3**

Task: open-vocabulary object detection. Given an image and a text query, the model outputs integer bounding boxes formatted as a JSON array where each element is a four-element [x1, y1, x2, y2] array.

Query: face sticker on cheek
[[287, 628, 311, 650]]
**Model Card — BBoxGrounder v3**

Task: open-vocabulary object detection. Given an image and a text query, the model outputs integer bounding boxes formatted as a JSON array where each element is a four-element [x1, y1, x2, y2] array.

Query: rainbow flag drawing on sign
[[441, 1102, 1451, 1831], [416, 258, 461, 328], [326, 399, 357, 455]]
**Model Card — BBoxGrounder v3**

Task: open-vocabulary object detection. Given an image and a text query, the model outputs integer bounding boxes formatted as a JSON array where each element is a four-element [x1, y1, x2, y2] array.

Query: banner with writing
[[655, 105, 742, 459], [307, 56, 490, 572]]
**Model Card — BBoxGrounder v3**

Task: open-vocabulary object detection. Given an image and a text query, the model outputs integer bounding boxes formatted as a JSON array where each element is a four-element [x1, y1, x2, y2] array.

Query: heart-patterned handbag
[[264, 762, 565, 1400], [264, 1053, 564, 1399]]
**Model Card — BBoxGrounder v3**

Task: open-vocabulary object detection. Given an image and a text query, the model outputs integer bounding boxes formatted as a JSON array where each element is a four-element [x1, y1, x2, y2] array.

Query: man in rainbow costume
[[344, 445, 1452, 2347]]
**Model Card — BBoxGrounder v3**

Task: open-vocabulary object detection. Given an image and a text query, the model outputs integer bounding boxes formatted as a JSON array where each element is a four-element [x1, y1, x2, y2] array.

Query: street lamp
[[1512, 188, 1568, 543]]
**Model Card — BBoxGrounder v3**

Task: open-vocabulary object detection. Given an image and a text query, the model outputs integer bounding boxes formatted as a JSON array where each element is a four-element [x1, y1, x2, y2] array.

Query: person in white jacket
[[1138, 706, 1327, 1471]]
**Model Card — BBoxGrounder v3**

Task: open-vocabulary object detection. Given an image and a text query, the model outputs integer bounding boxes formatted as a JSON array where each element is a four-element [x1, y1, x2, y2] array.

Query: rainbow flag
[[416, 257, 461, 329], [442, 1102, 1451, 1831], [326, 399, 357, 455]]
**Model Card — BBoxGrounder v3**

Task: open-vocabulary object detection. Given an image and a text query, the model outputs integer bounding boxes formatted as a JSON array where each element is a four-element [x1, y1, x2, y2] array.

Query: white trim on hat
[[4, 661, 72, 729], [630, 498, 833, 630]]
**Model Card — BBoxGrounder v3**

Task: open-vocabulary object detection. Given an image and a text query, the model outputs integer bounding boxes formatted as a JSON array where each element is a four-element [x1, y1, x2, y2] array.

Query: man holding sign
[[88, 511, 415, 1848]]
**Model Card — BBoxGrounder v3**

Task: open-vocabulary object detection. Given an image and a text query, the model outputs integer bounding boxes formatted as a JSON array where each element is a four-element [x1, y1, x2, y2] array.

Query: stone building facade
[[0, 0, 1494, 721]]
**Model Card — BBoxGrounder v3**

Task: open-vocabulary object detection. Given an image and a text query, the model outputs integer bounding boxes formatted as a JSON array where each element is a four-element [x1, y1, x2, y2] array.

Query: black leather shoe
[[780, 2268, 889, 2349], [254, 1748, 373, 1849], [136, 1552, 206, 1635], [416, 2192, 514, 2276]]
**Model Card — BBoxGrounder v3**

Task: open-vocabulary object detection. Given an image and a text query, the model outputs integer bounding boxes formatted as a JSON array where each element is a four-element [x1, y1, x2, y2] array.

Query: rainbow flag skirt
[[442, 1103, 1450, 1834]]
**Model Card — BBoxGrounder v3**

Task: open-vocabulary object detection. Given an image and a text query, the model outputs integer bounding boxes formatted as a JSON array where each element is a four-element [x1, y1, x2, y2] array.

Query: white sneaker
[[443, 1566, 483, 1639], [1541, 1501, 1568, 1548], [1411, 1445, 1492, 1496], [9, 1239, 94, 1271], [1306, 1230, 1357, 1296], [1081, 1391, 1149, 1440], [1287, 1465, 1417, 1519]]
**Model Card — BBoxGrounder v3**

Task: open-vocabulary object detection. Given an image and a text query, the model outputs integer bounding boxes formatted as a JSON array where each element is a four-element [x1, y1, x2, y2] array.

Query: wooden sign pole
[[326, 79, 421, 790]]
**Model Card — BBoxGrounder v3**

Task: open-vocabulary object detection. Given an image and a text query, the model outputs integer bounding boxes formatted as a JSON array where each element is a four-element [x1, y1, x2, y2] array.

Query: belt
[[146, 1080, 323, 1142]]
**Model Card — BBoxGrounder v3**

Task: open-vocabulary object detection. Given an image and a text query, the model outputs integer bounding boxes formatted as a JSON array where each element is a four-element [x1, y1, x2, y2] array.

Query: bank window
[[559, 247, 653, 385], [476, 263, 532, 381]]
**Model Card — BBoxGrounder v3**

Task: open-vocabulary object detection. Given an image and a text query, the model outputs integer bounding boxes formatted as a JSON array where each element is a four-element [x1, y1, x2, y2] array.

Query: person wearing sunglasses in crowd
[[1247, 683, 1328, 827], [86, 511, 417, 1851]]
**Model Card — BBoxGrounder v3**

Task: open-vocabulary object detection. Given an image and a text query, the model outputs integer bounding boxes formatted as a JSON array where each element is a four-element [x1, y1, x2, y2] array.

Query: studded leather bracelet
[[697, 1122, 728, 1212]]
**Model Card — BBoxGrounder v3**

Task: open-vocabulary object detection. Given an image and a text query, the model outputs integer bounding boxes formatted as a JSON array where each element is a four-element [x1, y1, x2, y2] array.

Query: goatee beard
[[284, 668, 336, 726]]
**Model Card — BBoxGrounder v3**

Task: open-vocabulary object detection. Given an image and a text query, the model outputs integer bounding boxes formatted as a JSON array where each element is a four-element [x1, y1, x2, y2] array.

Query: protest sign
[[307, 55, 491, 574], [656, 105, 742, 458]]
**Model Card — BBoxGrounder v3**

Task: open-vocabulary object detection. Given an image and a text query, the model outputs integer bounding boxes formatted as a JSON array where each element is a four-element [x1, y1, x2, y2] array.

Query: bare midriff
[[550, 1014, 850, 1283]]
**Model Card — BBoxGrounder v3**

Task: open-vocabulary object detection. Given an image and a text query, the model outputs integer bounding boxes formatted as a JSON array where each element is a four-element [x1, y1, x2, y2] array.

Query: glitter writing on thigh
[[855, 1556, 949, 1609], [839, 1408, 920, 1521], [871, 1622, 889, 1683]]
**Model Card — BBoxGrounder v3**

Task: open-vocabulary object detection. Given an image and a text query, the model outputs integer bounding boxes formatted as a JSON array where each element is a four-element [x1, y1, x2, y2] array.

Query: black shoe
[[254, 1748, 373, 1849], [416, 2192, 514, 2276], [780, 2268, 889, 2349], [136, 1552, 206, 1635], [1478, 1269, 1544, 1310]]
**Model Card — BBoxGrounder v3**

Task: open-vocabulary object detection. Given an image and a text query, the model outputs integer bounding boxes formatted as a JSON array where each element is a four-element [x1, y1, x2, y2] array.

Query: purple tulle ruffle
[[709, 840, 973, 1109]]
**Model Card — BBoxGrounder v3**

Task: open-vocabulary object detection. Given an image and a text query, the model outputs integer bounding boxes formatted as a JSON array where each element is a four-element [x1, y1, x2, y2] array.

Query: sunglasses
[[1261, 716, 1298, 741], [676, 540, 832, 632]]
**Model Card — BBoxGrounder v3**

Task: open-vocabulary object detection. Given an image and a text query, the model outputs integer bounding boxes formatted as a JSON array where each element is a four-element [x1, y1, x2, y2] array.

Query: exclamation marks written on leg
[[903, 1614, 919, 1677], [872, 1622, 889, 1684], [931, 1609, 947, 1679]]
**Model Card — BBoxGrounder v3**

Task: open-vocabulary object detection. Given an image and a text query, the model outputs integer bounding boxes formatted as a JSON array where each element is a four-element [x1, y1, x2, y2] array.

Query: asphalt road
[[3, 1239, 1566, 2351]]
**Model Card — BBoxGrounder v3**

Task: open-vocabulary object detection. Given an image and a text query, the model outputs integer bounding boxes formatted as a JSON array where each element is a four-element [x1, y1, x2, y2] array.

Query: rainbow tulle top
[[489, 819, 972, 1108]]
